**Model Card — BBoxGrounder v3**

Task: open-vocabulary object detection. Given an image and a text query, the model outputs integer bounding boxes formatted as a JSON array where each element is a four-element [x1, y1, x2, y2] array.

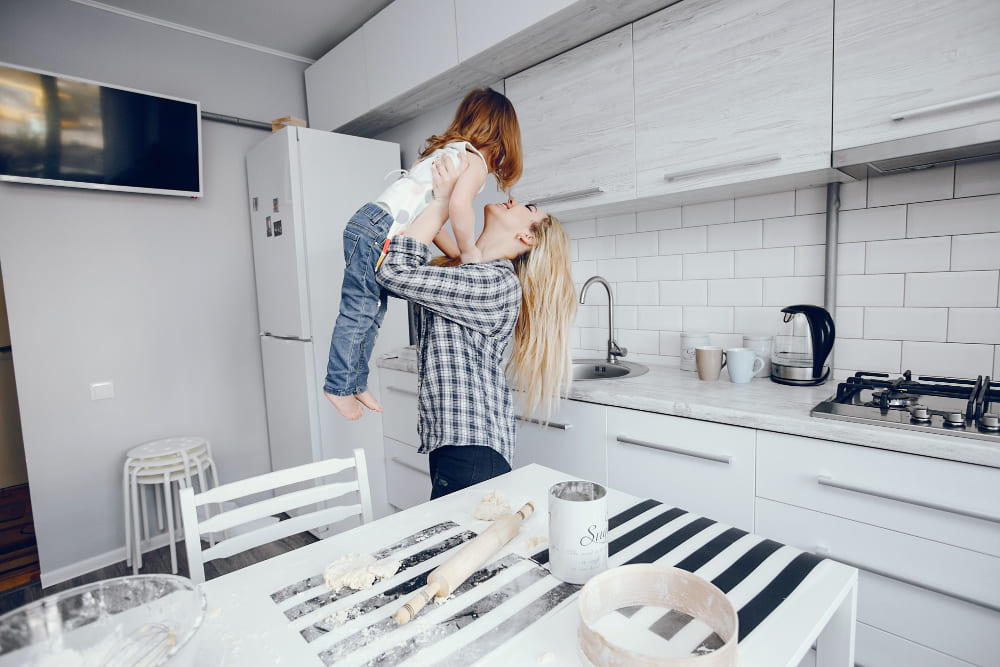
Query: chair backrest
[[178, 448, 373, 584]]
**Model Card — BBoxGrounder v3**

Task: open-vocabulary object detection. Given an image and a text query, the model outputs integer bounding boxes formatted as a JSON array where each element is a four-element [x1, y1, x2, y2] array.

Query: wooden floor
[[0, 484, 40, 596], [0, 521, 318, 615]]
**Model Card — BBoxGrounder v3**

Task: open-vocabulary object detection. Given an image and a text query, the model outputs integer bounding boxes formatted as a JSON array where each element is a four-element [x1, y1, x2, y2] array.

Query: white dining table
[[192, 464, 857, 666]]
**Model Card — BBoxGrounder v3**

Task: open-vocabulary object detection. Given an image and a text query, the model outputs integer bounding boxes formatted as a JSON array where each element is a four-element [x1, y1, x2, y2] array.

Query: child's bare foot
[[326, 392, 363, 420], [355, 390, 383, 413]]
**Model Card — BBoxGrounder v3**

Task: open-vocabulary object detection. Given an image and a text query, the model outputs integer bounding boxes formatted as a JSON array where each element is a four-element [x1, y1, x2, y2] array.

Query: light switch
[[90, 381, 114, 400]]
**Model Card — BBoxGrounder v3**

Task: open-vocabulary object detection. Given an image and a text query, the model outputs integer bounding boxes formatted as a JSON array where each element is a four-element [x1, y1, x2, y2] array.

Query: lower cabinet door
[[606, 407, 756, 531], [512, 399, 607, 484], [384, 438, 430, 511]]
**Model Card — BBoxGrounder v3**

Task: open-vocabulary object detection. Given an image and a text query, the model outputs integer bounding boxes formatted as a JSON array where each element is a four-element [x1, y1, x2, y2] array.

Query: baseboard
[[40, 533, 173, 589]]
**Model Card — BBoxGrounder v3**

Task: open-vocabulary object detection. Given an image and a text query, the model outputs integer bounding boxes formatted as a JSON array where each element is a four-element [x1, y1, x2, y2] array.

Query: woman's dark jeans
[[429, 445, 511, 500]]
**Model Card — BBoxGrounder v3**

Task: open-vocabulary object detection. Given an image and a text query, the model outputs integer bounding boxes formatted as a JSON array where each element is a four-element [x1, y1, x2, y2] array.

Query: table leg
[[815, 576, 857, 667]]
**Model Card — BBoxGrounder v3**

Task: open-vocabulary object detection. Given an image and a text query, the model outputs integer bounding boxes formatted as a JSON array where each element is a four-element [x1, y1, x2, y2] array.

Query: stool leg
[[140, 483, 150, 546], [163, 473, 178, 574], [196, 458, 216, 547], [155, 484, 164, 531], [131, 470, 142, 573], [123, 462, 132, 567]]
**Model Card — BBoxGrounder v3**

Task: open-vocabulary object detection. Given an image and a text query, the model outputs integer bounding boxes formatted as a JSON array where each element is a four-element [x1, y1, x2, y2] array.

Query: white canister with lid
[[680, 332, 709, 372], [742, 335, 773, 377]]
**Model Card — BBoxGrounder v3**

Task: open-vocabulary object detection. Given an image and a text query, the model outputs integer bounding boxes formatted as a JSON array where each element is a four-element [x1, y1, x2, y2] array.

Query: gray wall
[[0, 0, 308, 580]]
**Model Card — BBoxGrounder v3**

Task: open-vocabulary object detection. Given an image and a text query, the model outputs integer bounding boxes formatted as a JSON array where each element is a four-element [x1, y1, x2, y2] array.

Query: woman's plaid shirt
[[376, 237, 522, 464]]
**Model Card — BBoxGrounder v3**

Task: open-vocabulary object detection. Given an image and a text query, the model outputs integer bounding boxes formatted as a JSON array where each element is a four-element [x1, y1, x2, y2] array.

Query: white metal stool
[[122, 436, 219, 575]]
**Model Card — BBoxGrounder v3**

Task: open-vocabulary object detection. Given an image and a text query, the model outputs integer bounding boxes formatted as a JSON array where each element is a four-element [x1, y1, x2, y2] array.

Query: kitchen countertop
[[377, 352, 1000, 469]]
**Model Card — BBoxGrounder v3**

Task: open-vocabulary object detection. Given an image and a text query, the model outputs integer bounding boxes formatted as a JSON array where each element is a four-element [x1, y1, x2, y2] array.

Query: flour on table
[[524, 536, 548, 550], [537, 650, 556, 664], [323, 553, 400, 591], [474, 490, 511, 520]]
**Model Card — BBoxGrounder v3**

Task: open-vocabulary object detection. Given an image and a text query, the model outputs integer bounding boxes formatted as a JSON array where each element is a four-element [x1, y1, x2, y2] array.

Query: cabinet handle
[[813, 546, 1000, 614], [890, 91, 1000, 121], [515, 415, 572, 430], [616, 435, 732, 465], [387, 385, 418, 397], [816, 475, 1000, 524], [391, 456, 429, 477], [663, 154, 781, 182], [529, 187, 604, 206]]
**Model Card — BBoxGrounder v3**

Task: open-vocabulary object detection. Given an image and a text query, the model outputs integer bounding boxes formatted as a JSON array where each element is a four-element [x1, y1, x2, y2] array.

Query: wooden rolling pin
[[394, 501, 535, 624]]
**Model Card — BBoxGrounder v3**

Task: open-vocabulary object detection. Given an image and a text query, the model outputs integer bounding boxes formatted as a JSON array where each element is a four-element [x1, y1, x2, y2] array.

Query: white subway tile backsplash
[[901, 341, 995, 377], [837, 274, 905, 307], [867, 165, 954, 207], [951, 233, 1000, 271], [839, 206, 907, 242], [562, 219, 596, 239], [708, 279, 763, 306], [907, 194, 1000, 238], [839, 179, 868, 211], [596, 258, 637, 283], [617, 281, 658, 306], [794, 245, 825, 276], [683, 252, 734, 280], [682, 200, 734, 227], [735, 191, 795, 221], [711, 333, 744, 349], [947, 308, 1000, 344], [864, 308, 948, 342], [683, 306, 734, 333], [637, 206, 682, 231], [637, 255, 683, 281], [572, 260, 597, 285], [659, 226, 707, 255], [616, 231, 658, 258], [578, 236, 615, 260], [734, 307, 780, 336], [614, 305, 638, 330], [618, 329, 659, 355], [574, 304, 601, 328], [865, 237, 951, 274], [707, 220, 763, 251], [597, 213, 636, 236], [835, 339, 901, 374], [762, 276, 824, 306], [835, 307, 864, 339], [659, 331, 681, 357], [734, 247, 795, 278], [905, 271, 999, 307], [763, 214, 826, 247], [579, 327, 607, 351], [570, 239, 579, 262], [955, 158, 1000, 198], [795, 186, 827, 215], [637, 305, 682, 330], [659, 280, 708, 306], [838, 242, 866, 275]]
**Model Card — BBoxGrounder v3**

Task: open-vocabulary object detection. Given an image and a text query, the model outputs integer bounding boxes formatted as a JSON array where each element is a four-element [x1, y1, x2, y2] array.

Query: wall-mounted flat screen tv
[[0, 62, 202, 197]]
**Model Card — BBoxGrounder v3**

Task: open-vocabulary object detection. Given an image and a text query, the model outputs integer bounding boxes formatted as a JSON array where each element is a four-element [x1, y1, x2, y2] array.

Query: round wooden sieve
[[578, 563, 738, 667]]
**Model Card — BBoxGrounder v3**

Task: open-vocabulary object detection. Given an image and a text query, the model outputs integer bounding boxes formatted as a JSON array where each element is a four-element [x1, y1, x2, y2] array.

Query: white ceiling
[[77, 0, 395, 61]]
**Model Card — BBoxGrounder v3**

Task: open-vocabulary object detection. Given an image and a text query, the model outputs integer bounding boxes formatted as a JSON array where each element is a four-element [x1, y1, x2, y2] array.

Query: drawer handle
[[528, 187, 604, 206], [387, 385, 418, 397], [890, 91, 1000, 121], [816, 475, 1000, 524], [663, 154, 781, 182], [391, 456, 429, 477], [616, 435, 732, 465], [515, 415, 572, 430], [814, 546, 1000, 614]]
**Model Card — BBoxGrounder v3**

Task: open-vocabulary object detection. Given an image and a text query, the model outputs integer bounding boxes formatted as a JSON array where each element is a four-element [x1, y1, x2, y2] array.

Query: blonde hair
[[421, 88, 523, 191], [508, 214, 577, 423]]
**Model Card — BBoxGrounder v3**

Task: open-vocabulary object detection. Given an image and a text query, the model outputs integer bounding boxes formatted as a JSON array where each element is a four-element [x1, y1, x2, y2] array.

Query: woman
[[376, 159, 576, 499]]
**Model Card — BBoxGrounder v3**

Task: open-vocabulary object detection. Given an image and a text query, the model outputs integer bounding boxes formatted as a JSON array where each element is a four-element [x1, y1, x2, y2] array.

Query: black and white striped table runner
[[268, 499, 825, 666]]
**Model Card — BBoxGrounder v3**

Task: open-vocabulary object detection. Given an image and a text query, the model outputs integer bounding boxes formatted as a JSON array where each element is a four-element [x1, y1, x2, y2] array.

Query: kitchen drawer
[[511, 399, 606, 485], [853, 622, 973, 667], [384, 437, 430, 512], [756, 430, 1000, 557], [379, 368, 419, 448], [606, 407, 755, 531], [757, 498, 1000, 666]]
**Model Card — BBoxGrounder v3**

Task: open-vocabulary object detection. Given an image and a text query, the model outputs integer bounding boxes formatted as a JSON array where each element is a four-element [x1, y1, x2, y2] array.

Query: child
[[324, 88, 523, 420]]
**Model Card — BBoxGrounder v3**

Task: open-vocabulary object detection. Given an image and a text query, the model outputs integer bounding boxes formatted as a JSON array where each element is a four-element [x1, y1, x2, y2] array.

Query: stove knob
[[908, 405, 931, 422], [943, 412, 965, 427], [979, 413, 1000, 432]]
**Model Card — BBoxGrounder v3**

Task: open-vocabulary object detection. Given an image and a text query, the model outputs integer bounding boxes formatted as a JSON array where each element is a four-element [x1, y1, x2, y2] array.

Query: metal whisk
[[101, 622, 178, 667]]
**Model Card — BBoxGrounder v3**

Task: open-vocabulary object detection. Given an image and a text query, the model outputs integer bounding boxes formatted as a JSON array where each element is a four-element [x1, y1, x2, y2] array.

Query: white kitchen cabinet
[[756, 430, 1000, 667], [633, 0, 839, 201], [380, 368, 419, 448], [304, 30, 369, 133], [833, 0, 1000, 151], [454, 0, 576, 65], [378, 367, 428, 510], [606, 407, 756, 531], [504, 25, 636, 214], [511, 399, 607, 485]]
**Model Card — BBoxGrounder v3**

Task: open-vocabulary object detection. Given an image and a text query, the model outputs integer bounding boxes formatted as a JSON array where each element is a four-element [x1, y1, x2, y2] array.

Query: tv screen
[[0, 62, 202, 197]]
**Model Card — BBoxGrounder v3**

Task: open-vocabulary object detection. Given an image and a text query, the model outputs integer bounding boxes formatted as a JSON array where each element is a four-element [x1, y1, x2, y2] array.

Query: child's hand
[[431, 153, 466, 203]]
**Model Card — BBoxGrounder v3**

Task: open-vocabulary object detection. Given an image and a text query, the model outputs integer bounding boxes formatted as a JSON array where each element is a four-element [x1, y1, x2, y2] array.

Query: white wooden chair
[[178, 449, 373, 584]]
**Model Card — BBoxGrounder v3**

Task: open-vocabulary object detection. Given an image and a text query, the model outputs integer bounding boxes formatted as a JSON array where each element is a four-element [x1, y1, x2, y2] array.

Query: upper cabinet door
[[305, 30, 369, 132], [833, 0, 1000, 151], [505, 25, 636, 213], [633, 0, 834, 198]]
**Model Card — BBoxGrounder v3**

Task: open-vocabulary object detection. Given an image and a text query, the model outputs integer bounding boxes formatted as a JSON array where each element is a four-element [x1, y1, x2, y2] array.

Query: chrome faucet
[[580, 275, 627, 364]]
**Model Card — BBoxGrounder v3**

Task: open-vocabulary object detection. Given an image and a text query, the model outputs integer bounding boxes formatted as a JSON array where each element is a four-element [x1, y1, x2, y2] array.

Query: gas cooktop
[[811, 370, 999, 443]]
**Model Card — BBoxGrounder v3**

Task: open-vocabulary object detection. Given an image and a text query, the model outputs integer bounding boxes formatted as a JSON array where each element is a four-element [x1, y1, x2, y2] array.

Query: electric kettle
[[770, 305, 835, 386]]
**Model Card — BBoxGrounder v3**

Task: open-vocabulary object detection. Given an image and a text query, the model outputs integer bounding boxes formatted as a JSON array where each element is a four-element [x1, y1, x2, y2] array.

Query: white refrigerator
[[246, 127, 403, 526]]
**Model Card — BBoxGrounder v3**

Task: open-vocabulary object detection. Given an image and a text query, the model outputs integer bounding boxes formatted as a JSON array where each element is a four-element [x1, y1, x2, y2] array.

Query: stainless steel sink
[[572, 359, 648, 381]]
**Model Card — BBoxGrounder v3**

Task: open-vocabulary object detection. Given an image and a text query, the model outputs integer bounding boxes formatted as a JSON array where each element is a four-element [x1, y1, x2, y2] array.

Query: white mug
[[726, 347, 764, 383], [680, 332, 709, 372], [548, 481, 608, 584]]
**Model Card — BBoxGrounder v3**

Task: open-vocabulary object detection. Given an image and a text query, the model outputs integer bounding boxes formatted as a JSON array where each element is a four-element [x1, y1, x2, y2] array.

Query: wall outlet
[[90, 381, 114, 400]]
